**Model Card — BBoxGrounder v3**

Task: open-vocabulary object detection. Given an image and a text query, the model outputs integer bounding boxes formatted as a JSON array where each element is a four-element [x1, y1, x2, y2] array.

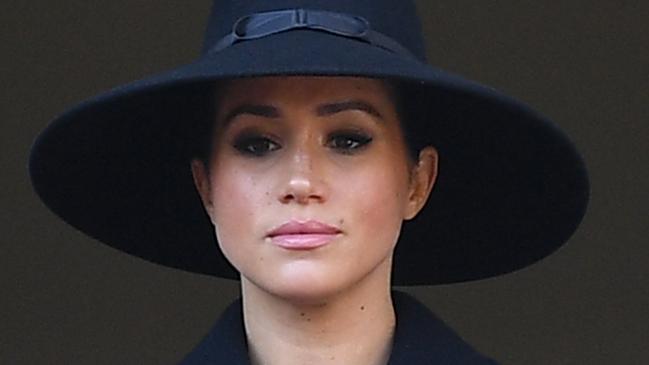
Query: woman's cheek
[[345, 164, 407, 249], [209, 166, 262, 257]]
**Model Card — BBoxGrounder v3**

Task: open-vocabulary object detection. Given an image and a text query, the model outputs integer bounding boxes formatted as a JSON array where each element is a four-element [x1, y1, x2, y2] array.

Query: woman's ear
[[190, 159, 214, 216], [404, 146, 438, 220]]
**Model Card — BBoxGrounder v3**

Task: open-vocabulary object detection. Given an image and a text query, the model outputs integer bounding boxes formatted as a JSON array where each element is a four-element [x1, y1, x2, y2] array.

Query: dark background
[[2, 1, 647, 364]]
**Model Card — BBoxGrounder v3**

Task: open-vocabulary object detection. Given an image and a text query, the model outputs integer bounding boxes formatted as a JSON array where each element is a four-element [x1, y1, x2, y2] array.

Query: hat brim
[[29, 30, 589, 285]]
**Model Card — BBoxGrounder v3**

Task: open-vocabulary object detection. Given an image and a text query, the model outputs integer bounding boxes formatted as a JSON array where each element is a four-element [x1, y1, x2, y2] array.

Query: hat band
[[208, 8, 416, 59]]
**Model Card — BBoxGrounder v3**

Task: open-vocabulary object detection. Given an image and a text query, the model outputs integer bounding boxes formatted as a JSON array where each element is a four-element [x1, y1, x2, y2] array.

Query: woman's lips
[[267, 220, 342, 250], [270, 233, 340, 250]]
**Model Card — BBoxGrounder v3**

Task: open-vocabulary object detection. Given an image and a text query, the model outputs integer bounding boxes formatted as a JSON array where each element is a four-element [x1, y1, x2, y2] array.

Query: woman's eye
[[328, 132, 373, 153], [233, 135, 280, 157]]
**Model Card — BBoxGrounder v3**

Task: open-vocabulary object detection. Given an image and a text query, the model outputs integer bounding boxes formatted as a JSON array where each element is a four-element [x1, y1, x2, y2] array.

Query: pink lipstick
[[267, 220, 342, 250]]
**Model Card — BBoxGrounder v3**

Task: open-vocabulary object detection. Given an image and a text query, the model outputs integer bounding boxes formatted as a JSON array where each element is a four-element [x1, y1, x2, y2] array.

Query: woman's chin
[[240, 253, 394, 305], [260, 264, 352, 304]]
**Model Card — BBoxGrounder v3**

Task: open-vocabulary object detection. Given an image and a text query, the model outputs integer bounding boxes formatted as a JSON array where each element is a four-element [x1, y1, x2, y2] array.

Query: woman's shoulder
[[389, 290, 499, 364], [178, 297, 248, 364]]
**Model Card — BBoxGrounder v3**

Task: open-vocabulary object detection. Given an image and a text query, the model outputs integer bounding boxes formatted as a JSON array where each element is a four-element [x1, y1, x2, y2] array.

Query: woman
[[29, 1, 589, 364]]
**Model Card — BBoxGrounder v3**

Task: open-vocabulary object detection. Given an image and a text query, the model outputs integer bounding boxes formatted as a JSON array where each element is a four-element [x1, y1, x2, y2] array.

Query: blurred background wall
[[2, 1, 647, 364]]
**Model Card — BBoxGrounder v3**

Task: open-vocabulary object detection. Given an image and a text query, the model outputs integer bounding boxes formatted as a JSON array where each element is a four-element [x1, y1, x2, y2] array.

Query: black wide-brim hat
[[29, 0, 589, 285]]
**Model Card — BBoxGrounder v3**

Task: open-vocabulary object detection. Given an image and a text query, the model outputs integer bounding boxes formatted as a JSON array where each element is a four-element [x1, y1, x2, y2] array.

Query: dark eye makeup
[[231, 129, 373, 157], [232, 133, 280, 157], [326, 130, 373, 154]]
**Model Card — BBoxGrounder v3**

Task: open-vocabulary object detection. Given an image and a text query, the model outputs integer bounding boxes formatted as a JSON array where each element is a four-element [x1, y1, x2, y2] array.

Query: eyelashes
[[328, 131, 373, 154], [232, 130, 374, 157], [233, 134, 280, 157]]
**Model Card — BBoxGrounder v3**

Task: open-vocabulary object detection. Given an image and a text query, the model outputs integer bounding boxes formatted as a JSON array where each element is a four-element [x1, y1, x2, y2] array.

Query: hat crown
[[201, 0, 427, 61]]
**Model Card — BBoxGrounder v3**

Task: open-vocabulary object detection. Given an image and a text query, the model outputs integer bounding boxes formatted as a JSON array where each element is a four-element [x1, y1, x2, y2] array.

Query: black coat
[[180, 290, 498, 364]]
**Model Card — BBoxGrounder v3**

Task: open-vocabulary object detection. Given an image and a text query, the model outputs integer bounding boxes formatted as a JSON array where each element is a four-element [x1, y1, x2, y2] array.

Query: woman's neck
[[241, 262, 395, 365]]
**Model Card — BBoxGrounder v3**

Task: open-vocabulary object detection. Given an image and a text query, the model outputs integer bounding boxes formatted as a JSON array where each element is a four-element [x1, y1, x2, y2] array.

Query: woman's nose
[[278, 143, 327, 205]]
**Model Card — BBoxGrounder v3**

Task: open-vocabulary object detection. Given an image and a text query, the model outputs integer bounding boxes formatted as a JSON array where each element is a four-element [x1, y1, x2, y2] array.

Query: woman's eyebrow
[[316, 100, 384, 122], [221, 104, 279, 127], [220, 100, 384, 128]]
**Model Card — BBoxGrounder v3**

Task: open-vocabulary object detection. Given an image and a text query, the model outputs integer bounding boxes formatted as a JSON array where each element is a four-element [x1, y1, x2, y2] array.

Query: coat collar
[[180, 290, 497, 364]]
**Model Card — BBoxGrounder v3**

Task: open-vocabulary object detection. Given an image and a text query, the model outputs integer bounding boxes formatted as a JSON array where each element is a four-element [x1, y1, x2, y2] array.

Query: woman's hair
[[190, 79, 426, 169]]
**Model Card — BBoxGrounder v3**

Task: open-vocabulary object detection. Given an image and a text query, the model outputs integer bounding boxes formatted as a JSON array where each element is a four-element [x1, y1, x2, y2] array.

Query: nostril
[[280, 190, 324, 205], [281, 193, 295, 202]]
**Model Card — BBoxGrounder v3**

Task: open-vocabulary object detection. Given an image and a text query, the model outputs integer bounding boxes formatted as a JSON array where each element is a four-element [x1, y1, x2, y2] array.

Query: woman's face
[[192, 76, 437, 302]]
